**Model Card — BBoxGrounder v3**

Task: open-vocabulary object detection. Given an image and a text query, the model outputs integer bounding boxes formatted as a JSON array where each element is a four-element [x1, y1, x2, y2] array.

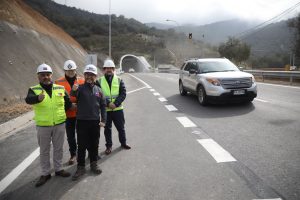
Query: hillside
[[0, 0, 87, 122]]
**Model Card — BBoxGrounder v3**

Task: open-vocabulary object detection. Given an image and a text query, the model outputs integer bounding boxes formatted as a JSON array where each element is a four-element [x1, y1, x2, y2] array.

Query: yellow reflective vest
[[31, 84, 66, 126], [100, 76, 123, 111]]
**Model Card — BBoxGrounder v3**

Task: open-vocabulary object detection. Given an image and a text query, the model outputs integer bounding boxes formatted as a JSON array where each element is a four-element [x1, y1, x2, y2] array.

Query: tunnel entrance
[[120, 54, 150, 73]]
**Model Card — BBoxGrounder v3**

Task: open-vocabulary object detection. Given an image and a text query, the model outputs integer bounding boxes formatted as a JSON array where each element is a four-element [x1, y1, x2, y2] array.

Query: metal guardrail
[[244, 70, 300, 85]]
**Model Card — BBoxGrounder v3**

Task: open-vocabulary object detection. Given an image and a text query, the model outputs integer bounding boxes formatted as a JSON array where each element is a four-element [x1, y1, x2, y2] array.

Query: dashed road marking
[[176, 117, 196, 127], [158, 97, 167, 102], [197, 139, 236, 163], [153, 92, 160, 96], [253, 199, 282, 200], [255, 98, 268, 103], [149, 89, 155, 92], [165, 105, 178, 111]]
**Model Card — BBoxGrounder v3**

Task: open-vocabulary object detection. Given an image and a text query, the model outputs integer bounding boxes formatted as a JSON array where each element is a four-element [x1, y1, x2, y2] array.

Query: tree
[[218, 37, 250, 64]]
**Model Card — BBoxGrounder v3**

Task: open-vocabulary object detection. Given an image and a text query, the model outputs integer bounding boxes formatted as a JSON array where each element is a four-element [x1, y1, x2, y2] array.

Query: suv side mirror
[[189, 69, 197, 74]]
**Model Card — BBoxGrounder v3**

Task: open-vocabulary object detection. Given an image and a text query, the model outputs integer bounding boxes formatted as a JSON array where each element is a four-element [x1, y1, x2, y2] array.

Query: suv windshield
[[198, 60, 239, 73]]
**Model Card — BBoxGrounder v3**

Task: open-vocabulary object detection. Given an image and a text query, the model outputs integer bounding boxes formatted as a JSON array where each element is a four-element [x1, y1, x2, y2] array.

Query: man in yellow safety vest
[[25, 63, 74, 187]]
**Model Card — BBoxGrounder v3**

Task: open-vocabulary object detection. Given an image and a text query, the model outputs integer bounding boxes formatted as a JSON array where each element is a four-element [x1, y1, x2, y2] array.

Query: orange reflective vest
[[55, 76, 84, 118]]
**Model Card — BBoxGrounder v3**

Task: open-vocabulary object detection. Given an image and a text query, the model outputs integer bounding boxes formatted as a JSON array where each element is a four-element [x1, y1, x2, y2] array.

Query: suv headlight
[[251, 76, 256, 84], [206, 78, 221, 86]]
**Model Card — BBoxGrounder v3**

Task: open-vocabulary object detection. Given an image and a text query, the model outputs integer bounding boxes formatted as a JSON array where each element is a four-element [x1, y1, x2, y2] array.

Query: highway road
[[0, 72, 299, 200]]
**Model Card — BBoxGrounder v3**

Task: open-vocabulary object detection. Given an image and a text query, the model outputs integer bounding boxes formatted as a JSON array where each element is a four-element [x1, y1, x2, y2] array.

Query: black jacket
[[71, 82, 106, 122]]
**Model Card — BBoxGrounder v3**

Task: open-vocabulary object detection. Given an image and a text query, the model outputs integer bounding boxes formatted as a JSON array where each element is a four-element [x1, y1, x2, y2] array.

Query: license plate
[[233, 90, 245, 95]]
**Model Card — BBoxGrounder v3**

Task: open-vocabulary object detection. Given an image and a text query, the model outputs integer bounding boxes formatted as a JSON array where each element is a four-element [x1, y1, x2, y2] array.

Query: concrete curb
[[0, 111, 34, 140]]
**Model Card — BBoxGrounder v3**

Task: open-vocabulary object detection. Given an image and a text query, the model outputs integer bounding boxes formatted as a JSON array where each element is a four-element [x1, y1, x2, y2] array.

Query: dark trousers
[[104, 110, 126, 148], [65, 117, 77, 157], [76, 120, 100, 166]]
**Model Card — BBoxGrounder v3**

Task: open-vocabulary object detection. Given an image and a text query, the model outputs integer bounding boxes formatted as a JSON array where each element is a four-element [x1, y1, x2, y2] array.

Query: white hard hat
[[37, 63, 52, 74], [103, 59, 115, 68], [64, 60, 77, 70], [84, 64, 97, 75]]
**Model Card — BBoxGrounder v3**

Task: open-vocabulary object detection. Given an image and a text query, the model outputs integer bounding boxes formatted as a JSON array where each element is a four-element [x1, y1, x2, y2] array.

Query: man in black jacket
[[99, 59, 131, 155], [71, 64, 106, 181]]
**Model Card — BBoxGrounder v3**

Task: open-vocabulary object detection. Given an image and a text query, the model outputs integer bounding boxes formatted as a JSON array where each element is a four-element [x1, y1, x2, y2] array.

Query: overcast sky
[[54, 0, 300, 25]]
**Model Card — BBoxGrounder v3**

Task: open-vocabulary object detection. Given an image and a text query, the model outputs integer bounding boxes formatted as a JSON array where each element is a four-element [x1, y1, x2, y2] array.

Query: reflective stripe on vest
[[100, 76, 123, 111], [55, 77, 84, 118], [31, 84, 66, 126]]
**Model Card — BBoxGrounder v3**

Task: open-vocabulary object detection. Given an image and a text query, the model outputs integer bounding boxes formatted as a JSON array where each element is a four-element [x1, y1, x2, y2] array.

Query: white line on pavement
[[257, 82, 300, 89], [127, 86, 147, 94], [165, 105, 178, 111], [176, 117, 196, 127], [127, 74, 151, 88], [153, 92, 160, 96], [149, 89, 155, 92], [0, 147, 40, 194], [253, 198, 282, 200], [197, 139, 236, 163], [158, 97, 167, 102], [255, 98, 268, 103]]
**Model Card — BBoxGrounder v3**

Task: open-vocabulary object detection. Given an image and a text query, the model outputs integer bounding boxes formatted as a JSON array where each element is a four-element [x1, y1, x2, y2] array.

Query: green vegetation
[[218, 37, 250, 64]]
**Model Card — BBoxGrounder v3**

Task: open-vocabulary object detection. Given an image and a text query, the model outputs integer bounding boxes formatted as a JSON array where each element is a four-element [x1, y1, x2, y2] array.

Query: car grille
[[220, 78, 252, 89]]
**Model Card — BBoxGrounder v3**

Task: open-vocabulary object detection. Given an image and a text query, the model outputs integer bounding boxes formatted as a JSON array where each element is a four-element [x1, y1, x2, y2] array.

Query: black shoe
[[72, 166, 86, 181], [35, 175, 51, 187], [105, 147, 112, 155], [121, 144, 131, 149], [90, 161, 102, 175], [55, 170, 71, 177]]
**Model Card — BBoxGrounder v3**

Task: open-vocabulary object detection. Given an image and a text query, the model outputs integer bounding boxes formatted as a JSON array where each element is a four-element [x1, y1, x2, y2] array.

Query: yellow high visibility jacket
[[100, 76, 123, 111], [31, 84, 66, 126]]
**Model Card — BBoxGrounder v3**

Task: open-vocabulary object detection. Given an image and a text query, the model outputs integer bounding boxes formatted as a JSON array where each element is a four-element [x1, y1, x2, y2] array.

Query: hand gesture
[[99, 122, 105, 127], [109, 102, 116, 110], [72, 84, 79, 91], [38, 90, 45, 102]]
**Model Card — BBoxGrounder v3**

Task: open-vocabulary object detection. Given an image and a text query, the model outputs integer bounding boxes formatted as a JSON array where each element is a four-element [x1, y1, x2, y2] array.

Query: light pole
[[109, 0, 111, 58]]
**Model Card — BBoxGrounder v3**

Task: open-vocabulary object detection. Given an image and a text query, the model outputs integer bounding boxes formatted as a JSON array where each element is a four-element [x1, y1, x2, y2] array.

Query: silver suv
[[179, 58, 257, 105]]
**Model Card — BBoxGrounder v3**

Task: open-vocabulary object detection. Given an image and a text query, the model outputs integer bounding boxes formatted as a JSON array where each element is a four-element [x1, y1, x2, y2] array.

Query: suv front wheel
[[179, 81, 187, 96], [197, 85, 208, 106]]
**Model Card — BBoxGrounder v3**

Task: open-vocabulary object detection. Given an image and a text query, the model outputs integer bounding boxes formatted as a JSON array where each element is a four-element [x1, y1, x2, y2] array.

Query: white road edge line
[[158, 97, 167, 102], [257, 82, 300, 89], [176, 117, 196, 127], [127, 73, 151, 88], [197, 139, 237, 163], [127, 86, 147, 94], [0, 147, 40, 194], [253, 198, 282, 200], [165, 105, 178, 111], [255, 98, 268, 103]]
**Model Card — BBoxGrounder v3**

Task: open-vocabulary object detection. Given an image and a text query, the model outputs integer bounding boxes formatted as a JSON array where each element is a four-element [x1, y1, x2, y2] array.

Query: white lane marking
[[149, 89, 155, 92], [176, 117, 196, 127], [165, 105, 178, 111], [257, 82, 300, 89], [128, 86, 147, 94], [127, 74, 151, 88], [158, 97, 167, 102], [255, 98, 268, 103], [0, 147, 40, 194], [253, 199, 282, 200], [197, 139, 236, 163], [153, 92, 160, 96]]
